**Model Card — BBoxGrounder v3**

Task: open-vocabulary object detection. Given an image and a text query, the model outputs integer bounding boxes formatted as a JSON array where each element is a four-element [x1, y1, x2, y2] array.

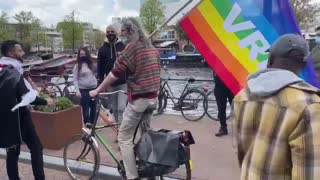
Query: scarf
[[0, 57, 38, 111]]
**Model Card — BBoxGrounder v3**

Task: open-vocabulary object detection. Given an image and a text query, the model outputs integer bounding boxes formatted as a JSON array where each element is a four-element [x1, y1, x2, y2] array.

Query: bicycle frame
[[160, 77, 192, 107], [83, 91, 127, 170]]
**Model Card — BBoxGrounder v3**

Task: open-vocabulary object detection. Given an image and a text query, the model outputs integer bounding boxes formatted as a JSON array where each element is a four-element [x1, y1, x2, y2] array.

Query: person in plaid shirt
[[232, 34, 320, 180]]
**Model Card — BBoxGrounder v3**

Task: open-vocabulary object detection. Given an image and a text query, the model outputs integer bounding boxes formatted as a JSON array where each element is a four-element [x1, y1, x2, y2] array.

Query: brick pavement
[[0, 114, 240, 180]]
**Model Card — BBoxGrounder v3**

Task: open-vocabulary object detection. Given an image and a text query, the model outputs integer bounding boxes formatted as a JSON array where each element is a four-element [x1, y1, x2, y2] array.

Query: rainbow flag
[[180, 0, 319, 94]]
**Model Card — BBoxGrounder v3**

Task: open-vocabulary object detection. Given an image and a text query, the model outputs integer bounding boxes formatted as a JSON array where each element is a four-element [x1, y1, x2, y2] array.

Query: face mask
[[316, 36, 320, 44], [79, 56, 89, 62], [107, 34, 116, 43]]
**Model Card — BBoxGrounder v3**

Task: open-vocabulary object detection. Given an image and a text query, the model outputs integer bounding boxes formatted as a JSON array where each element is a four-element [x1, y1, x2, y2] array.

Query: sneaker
[[215, 128, 228, 137]]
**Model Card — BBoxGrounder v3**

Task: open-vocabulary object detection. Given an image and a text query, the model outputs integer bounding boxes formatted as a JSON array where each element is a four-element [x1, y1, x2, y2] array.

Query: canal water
[[52, 67, 231, 119]]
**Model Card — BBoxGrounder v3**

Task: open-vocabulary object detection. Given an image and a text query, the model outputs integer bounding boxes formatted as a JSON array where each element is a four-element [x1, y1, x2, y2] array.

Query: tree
[[93, 29, 105, 50], [140, 0, 165, 33], [290, 0, 320, 30], [0, 11, 9, 23], [175, 25, 189, 44], [0, 11, 15, 43], [57, 11, 83, 53], [30, 19, 46, 52], [13, 11, 42, 52]]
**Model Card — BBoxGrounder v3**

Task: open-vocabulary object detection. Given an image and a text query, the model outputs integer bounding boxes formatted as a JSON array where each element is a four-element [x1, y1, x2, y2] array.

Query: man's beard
[[121, 34, 138, 45]]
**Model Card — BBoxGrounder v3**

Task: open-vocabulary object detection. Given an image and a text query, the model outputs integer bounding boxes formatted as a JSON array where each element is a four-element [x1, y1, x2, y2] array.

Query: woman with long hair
[[73, 47, 97, 125]]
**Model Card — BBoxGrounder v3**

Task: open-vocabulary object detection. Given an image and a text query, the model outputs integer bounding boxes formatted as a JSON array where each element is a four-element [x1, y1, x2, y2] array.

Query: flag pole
[[147, 0, 193, 39]]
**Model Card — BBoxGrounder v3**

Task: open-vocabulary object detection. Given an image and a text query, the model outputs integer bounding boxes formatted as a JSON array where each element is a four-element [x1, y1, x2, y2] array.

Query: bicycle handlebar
[[98, 90, 127, 96]]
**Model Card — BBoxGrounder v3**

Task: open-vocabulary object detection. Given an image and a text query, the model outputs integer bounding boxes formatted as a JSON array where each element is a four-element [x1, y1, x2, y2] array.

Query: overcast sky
[[0, 0, 141, 30], [1, 0, 320, 31]]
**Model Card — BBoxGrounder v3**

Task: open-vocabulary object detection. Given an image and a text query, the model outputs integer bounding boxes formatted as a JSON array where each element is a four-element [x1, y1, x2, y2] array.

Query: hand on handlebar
[[76, 91, 81, 98], [89, 89, 99, 97]]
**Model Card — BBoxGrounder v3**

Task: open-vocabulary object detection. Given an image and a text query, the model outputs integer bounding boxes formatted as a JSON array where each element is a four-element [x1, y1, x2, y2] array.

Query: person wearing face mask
[[311, 26, 320, 81], [73, 47, 97, 125], [90, 17, 160, 180], [97, 23, 126, 123]]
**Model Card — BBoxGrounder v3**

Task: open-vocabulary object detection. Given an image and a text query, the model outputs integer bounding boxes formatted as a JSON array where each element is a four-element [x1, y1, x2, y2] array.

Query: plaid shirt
[[232, 81, 320, 180]]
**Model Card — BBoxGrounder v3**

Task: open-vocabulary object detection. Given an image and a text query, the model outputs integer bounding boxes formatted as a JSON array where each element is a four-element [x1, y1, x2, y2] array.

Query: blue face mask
[[316, 36, 320, 44], [79, 56, 89, 62]]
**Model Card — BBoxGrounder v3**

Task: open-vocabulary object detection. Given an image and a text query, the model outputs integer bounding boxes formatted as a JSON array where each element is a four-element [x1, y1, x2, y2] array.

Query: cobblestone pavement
[[0, 158, 72, 180], [0, 114, 240, 180]]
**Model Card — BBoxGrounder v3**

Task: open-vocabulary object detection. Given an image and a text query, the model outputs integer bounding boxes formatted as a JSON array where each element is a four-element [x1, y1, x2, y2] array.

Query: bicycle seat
[[188, 78, 195, 83]]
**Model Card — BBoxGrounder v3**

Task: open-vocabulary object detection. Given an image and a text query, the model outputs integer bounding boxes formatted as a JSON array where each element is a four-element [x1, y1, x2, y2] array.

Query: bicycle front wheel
[[63, 134, 100, 180], [180, 89, 207, 121]]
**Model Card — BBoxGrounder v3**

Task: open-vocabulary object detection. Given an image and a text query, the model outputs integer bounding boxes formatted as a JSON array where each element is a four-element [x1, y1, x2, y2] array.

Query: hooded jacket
[[97, 38, 125, 86], [232, 68, 320, 180]]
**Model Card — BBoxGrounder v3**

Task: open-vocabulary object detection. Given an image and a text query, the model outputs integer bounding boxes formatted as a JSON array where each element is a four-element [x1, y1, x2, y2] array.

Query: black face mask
[[107, 34, 116, 43]]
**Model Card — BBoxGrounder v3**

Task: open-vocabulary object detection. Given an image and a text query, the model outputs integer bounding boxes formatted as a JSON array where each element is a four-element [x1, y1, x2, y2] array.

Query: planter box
[[31, 105, 82, 150]]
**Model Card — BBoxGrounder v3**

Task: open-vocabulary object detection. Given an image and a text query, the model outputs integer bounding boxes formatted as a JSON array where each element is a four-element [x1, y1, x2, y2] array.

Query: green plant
[[33, 94, 74, 112]]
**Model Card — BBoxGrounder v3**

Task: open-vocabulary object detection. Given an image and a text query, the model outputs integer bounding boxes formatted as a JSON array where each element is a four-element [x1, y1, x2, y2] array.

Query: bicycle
[[24, 65, 63, 97], [157, 68, 208, 121], [63, 90, 194, 180], [60, 72, 81, 104]]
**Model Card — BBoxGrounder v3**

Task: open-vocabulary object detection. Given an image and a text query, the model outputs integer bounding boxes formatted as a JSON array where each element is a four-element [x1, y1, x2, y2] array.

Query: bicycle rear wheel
[[63, 84, 80, 104], [157, 90, 168, 114], [180, 89, 207, 121], [63, 134, 100, 180], [45, 82, 63, 97], [162, 145, 192, 180]]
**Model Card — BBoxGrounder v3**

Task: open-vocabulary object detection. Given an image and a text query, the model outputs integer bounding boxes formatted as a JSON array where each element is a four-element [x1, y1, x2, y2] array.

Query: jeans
[[108, 84, 128, 123], [118, 98, 157, 179], [6, 109, 44, 180], [80, 88, 97, 124]]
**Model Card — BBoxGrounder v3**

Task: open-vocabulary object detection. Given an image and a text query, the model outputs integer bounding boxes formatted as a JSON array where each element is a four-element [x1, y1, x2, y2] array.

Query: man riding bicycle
[[90, 17, 161, 180]]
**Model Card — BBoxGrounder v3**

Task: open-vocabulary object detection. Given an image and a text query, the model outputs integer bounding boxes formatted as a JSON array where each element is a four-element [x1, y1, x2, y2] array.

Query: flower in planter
[[33, 94, 74, 112]]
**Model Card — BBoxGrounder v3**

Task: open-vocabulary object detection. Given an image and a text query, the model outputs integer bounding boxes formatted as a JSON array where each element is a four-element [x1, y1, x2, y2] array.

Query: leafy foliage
[[290, 0, 320, 29], [140, 0, 165, 33], [34, 94, 74, 112], [57, 11, 83, 53]]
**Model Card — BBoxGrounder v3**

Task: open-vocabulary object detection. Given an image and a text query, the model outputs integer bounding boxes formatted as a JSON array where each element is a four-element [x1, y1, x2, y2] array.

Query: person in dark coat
[[214, 73, 234, 137], [97, 23, 127, 122], [0, 40, 54, 180]]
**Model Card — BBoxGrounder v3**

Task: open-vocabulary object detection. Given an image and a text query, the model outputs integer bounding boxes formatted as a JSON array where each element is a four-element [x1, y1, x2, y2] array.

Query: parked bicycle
[[24, 65, 63, 97], [157, 68, 208, 121], [60, 72, 80, 104], [63, 90, 194, 180]]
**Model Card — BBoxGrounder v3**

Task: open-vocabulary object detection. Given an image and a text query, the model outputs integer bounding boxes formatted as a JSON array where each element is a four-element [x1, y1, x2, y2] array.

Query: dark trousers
[[80, 88, 97, 124], [214, 87, 234, 129], [6, 109, 44, 180]]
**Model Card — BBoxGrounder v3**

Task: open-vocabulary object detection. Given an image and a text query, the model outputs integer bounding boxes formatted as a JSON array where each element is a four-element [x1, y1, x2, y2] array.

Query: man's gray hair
[[121, 17, 151, 46], [107, 22, 121, 35]]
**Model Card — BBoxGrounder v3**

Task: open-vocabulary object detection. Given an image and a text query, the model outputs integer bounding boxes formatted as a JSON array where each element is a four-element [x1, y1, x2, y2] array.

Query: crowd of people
[[1, 15, 320, 180]]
